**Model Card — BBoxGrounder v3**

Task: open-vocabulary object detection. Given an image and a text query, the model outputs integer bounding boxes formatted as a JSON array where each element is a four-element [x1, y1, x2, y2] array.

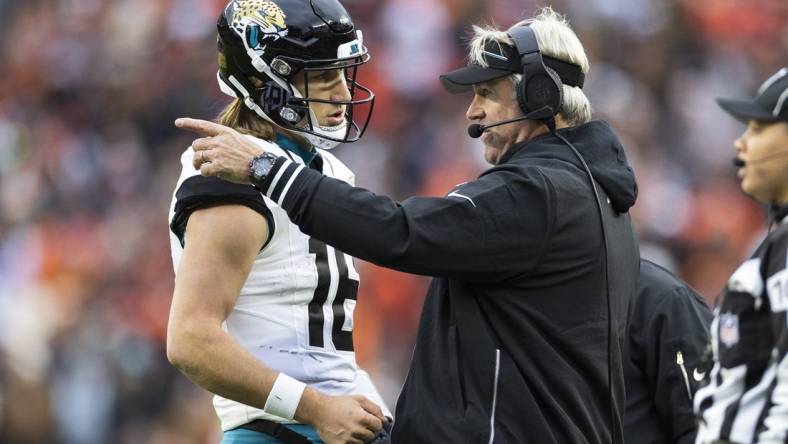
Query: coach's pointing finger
[[175, 117, 271, 184], [174, 118, 233, 137]]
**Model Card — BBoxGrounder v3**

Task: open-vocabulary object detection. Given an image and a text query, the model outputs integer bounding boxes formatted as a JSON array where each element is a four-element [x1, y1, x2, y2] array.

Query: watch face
[[253, 159, 268, 178], [252, 153, 277, 182]]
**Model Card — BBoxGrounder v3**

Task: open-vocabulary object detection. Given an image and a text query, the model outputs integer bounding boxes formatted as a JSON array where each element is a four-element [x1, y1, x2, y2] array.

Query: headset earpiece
[[525, 66, 562, 118], [516, 70, 561, 120], [508, 26, 563, 119]]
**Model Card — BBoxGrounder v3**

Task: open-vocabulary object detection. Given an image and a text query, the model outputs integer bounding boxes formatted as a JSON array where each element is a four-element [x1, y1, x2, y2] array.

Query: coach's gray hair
[[468, 7, 591, 126]]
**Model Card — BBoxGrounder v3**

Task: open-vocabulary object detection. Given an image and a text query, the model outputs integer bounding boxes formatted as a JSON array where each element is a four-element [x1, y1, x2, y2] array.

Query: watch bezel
[[249, 152, 280, 188]]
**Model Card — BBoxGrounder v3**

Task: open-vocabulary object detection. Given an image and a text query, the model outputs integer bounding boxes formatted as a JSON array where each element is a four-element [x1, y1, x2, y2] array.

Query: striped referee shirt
[[695, 206, 788, 443]]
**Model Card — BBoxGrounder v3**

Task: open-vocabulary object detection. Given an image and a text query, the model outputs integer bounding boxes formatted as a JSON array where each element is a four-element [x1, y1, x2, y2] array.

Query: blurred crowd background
[[0, 0, 786, 442]]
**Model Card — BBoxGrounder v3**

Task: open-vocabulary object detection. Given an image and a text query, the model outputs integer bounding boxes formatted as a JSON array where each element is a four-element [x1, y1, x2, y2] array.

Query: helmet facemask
[[216, 0, 375, 150], [270, 51, 375, 150]]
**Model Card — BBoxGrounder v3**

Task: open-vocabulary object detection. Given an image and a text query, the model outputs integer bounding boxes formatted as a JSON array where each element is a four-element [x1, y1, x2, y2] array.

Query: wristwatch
[[249, 152, 280, 190]]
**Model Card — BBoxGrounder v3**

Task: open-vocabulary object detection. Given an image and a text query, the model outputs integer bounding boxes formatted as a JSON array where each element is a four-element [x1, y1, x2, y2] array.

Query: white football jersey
[[168, 135, 390, 431]]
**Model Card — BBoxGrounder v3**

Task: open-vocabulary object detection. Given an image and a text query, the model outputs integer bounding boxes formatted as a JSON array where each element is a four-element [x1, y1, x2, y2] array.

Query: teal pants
[[221, 425, 323, 444]]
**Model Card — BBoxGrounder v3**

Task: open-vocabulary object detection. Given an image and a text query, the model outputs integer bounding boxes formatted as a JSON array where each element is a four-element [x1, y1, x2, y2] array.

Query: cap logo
[[230, 0, 289, 49], [482, 50, 508, 62]]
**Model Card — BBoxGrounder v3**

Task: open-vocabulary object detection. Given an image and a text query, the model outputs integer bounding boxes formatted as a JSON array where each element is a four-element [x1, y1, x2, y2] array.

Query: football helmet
[[216, 0, 375, 150]]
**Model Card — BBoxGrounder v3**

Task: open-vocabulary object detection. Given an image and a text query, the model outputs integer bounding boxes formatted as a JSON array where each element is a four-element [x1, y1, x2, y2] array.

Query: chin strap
[[303, 108, 347, 150]]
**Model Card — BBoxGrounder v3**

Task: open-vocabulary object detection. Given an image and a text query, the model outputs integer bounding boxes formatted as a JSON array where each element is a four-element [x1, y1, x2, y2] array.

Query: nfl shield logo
[[719, 313, 740, 347]]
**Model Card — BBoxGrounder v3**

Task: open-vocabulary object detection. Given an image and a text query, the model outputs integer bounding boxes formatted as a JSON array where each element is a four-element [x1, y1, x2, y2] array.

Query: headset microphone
[[467, 123, 487, 139], [467, 106, 552, 139], [732, 151, 788, 168]]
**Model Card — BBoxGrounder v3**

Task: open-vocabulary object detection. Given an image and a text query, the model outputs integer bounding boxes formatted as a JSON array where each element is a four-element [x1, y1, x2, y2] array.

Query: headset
[[508, 26, 564, 121], [508, 25, 621, 443]]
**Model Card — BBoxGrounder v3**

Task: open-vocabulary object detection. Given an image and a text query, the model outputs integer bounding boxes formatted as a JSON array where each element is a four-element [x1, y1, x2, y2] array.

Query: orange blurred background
[[0, 0, 785, 442]]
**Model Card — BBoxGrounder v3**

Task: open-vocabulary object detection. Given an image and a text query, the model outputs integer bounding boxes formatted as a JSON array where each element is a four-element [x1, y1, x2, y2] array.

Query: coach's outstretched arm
[[177, 118, 552, 283]]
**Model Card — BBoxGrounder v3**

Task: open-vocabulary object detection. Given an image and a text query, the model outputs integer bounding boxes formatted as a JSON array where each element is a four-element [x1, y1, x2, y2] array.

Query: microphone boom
[[466, 106, 552, 139], [732, 150, 788, 168]]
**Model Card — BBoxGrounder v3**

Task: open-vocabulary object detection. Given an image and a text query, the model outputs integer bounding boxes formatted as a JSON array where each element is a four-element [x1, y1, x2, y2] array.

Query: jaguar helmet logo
[[230, 0, 288, 48]]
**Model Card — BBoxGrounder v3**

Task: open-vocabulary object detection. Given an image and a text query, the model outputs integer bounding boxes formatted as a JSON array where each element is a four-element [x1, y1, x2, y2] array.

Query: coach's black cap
[[439, 40, 585, 94], [717, 67, 788, 122]]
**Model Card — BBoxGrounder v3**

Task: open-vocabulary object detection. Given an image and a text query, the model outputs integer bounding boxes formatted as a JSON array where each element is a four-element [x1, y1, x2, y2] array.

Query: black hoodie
[[256, 120, 640, 443]]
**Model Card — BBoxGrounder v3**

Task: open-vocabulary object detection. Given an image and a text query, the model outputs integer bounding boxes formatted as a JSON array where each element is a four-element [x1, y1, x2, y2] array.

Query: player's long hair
[[216, 98, 275, 141]]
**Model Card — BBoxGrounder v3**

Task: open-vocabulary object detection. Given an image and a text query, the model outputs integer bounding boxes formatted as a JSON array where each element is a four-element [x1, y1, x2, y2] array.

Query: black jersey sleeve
[[252, 157, 553, 282], [170, 175, 274, 249]]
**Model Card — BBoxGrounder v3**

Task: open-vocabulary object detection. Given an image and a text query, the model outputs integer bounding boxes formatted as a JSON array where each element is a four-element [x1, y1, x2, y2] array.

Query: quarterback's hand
[[175, 117, 265, 184], [297, 388, 384, 444]]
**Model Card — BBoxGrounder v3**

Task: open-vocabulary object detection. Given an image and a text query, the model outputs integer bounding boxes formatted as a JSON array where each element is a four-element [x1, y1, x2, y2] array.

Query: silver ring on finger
[[200, 151, 206, 163]]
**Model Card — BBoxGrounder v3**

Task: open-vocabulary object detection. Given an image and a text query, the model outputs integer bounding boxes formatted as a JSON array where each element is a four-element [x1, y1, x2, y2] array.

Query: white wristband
[[263, 373, 307, 420]]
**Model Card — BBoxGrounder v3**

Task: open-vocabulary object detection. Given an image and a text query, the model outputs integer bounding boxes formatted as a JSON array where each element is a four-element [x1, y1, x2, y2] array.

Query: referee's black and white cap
[[717, 67, 788, 123]]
